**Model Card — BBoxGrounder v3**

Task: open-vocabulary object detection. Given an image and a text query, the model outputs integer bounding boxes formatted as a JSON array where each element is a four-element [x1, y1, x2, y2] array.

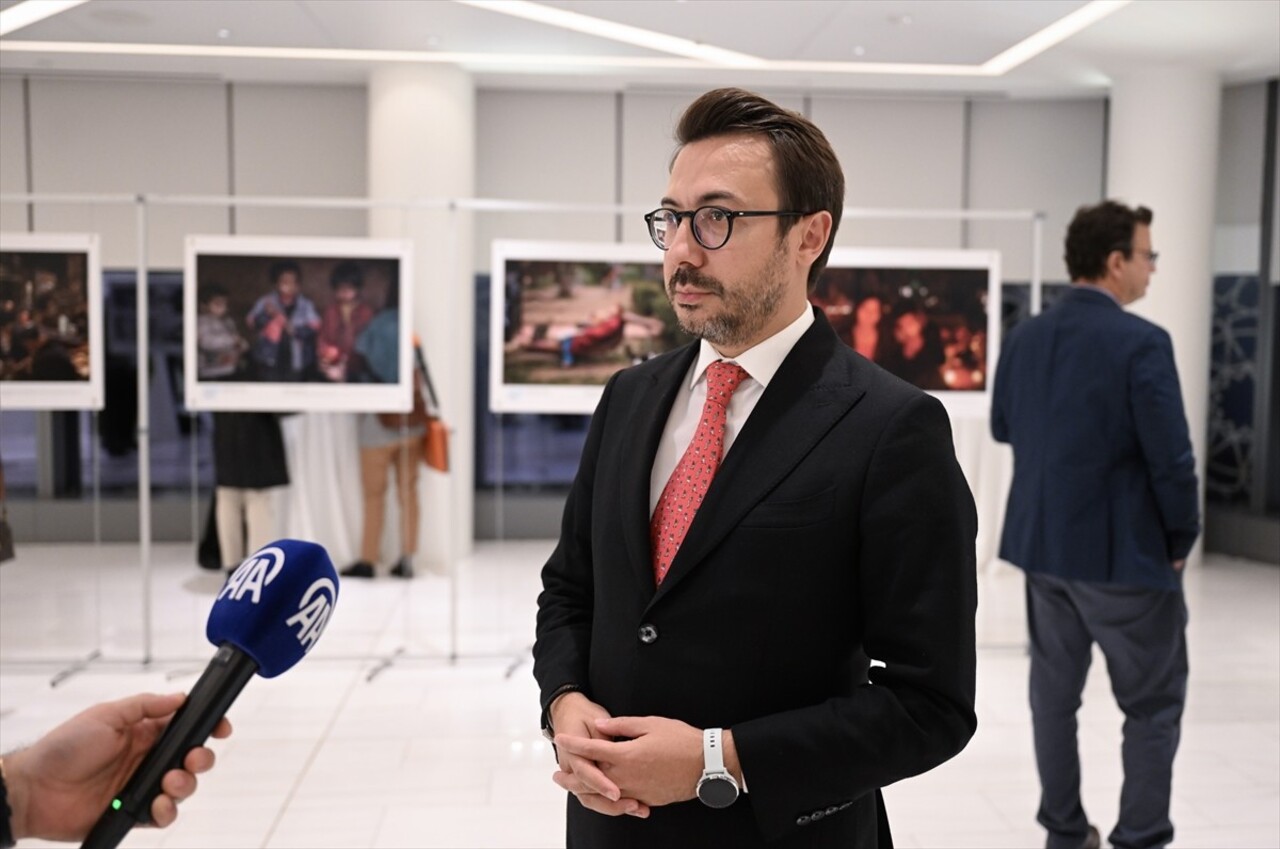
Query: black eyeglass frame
[[643, 206, 810, 251]]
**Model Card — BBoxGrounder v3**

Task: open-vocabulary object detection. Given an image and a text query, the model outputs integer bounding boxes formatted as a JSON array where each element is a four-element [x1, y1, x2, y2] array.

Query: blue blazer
[[991, 286, 1200, 591]]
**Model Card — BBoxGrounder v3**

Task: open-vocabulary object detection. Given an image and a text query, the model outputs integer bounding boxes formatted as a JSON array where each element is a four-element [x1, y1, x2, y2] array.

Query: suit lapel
[[618, 344, 698, 595], [648, 314, 867, 607]]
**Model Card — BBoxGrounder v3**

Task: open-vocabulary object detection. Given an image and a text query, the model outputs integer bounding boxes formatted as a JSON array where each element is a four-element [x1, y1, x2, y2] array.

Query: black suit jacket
[[534, 309, 978, 848]]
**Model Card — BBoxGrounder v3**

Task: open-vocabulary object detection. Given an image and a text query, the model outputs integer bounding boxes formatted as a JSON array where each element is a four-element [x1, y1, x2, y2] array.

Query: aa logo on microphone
[[218, 546, 286, 604], [286, 578, 336, 651]]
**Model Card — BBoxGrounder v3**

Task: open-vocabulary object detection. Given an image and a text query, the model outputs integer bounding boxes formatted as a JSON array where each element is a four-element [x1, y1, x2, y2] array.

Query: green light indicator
[[112, 799, 122, 811]]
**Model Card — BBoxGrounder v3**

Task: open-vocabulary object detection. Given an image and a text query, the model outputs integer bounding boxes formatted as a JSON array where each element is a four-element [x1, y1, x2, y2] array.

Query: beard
[[666, 249, 789, 349]]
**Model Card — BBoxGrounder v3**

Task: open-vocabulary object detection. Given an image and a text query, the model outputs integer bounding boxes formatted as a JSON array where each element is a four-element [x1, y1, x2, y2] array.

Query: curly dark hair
[[673, 88, 845, 290], [199, 282, 228, 304], [1064, 200, 1152, 282], [329, 260, 364, 290], [268, 260, 303, 286]]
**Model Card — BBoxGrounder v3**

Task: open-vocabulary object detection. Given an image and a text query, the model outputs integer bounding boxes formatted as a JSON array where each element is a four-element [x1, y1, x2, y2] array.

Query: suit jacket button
[[825, 806, 839, 816], [797, 815, 811, 826], [638, 624, 658, 644]]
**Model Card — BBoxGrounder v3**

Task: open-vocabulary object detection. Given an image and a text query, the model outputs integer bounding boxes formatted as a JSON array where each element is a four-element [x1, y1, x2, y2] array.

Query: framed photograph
[[490, 240, 691, 414], [0, 232, 104, 410], [814, 248, 1001, 414], [184, 235, 414, 413]]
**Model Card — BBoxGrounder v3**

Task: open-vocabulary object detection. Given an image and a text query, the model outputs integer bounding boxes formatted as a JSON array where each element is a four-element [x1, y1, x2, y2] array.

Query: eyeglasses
[[643, 206, 808, 251], [1112, 243, 1159, 265]]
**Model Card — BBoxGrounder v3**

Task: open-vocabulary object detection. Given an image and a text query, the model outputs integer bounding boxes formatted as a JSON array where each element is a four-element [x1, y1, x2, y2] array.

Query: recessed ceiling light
[[456, 0, 766, 67], [217, 28, 231, 40], [982, 0, 1130, 74], [0, 0, 1134, 80], [0, 0, 90, 37], [853, 45, 866, 57]]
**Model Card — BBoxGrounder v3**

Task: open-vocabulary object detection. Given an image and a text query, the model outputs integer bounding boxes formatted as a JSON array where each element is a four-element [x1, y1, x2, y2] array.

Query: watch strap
[[703, 727, 727, 773], [696, 728, 739, 808]]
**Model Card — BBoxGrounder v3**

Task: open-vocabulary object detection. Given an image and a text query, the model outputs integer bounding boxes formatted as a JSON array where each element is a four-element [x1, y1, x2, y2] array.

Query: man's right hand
[[549, 692, 650, 819]]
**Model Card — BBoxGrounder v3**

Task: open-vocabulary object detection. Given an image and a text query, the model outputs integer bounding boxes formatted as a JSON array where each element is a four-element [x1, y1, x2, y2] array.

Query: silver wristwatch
[[695, 727, 739, 808]]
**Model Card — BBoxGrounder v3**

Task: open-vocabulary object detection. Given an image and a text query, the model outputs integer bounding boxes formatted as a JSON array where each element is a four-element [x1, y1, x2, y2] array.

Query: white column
[[1107, 66, 1221, 566], [368, 64, 475, 570]]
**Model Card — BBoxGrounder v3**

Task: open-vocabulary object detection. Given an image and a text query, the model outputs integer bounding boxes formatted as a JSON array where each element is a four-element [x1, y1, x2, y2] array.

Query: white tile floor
[[1, 542, 1277, 848]]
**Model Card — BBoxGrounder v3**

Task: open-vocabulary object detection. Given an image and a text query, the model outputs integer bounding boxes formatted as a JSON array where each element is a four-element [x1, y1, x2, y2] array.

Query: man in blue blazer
[[992, 200, 1200, 849], [534, 88, 978, 848]]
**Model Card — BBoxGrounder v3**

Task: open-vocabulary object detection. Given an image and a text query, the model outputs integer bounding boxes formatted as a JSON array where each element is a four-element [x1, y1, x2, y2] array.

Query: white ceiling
[[0, 0, 1276, 97]]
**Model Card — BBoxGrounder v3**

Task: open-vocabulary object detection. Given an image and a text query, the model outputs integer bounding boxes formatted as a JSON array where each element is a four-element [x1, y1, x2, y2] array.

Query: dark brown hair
[[674, 88, 845, 290], [1064, 200, 1153, 282], [329, 260, 365, 290]]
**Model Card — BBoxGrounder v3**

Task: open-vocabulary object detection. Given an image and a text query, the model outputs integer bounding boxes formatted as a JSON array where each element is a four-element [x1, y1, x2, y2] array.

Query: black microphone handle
[[80, 643, 258, 849]]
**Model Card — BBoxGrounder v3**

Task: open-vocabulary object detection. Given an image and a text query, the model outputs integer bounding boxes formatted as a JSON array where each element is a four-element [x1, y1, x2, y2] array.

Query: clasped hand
[[549, 693, 705, 818]]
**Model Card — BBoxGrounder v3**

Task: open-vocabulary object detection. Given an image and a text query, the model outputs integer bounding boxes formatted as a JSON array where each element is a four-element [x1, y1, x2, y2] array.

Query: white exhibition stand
[[0, 190, 1044, 673]]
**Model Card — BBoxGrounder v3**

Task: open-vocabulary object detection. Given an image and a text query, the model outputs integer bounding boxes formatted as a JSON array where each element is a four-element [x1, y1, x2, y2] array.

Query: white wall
[[618, 92, 686, 245], [1216, 82, 1267, 274], [0, 77, 29, 233], [814, 95, 966, 249], [231, 83, 367, 238], [474, 90, 618, 271], [3, 76, 1269, 277], [1, 76, 1177, 283], [967, 98, 1107, 282], [0, 78, 370, 268], [24, 78, 230, 268]]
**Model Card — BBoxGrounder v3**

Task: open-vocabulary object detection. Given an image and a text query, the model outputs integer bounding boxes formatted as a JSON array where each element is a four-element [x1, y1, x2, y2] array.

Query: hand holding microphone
[[78, 539, 339, 849], [0, 692, 229, 843]]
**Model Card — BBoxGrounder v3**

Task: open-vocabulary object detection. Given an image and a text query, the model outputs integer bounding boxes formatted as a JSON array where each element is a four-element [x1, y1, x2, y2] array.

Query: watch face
[[697, 775, 739, 809]]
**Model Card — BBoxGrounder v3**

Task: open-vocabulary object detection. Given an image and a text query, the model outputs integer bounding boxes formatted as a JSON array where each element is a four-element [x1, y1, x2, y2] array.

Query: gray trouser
[[1025, 571, 1188, 849]]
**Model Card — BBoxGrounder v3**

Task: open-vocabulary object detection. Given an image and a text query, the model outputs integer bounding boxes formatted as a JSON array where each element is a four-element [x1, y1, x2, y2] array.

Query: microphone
[[81, 539, 339, 849]]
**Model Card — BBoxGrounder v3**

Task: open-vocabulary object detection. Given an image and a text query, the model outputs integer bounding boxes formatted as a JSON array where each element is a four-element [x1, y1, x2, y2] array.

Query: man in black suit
[[534, 87, 979, 848], [992, 201, 1200, 849]]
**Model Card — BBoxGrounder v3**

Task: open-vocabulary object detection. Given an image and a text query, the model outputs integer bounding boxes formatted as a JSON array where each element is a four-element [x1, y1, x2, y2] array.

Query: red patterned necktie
[[651, 360, 750, 585]]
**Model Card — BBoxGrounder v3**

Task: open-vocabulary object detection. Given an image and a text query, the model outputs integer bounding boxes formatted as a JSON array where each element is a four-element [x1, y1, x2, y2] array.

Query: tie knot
[[705, 361, 749, 406]]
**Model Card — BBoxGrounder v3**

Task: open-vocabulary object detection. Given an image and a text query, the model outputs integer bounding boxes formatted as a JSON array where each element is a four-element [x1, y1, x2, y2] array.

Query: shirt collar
[[689, 305, 815, 389]]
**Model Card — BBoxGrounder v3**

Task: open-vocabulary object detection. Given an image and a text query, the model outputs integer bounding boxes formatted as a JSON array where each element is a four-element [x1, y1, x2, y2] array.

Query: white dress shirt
[[649, 306, 815, 517]]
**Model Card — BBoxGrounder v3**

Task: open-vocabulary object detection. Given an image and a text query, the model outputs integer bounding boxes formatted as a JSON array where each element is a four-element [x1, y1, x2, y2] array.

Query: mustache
[[667, 267, 725, 296]]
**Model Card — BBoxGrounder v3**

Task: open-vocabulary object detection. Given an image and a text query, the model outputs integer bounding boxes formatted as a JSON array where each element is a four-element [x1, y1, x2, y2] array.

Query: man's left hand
[[553, 715, 705, 808]]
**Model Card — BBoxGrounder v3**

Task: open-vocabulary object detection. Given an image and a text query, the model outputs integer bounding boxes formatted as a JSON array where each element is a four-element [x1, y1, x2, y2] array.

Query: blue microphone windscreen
[[207, 539, 339, 678]]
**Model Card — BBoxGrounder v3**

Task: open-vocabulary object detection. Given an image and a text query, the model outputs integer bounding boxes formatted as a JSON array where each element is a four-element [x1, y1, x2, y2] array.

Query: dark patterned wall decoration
[[1208, 275, 1261, 504]]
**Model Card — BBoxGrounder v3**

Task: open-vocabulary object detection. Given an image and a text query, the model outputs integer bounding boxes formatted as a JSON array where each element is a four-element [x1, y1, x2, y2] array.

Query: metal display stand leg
[[50, 649, 103, 688], [365, 646, 406, 683]]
